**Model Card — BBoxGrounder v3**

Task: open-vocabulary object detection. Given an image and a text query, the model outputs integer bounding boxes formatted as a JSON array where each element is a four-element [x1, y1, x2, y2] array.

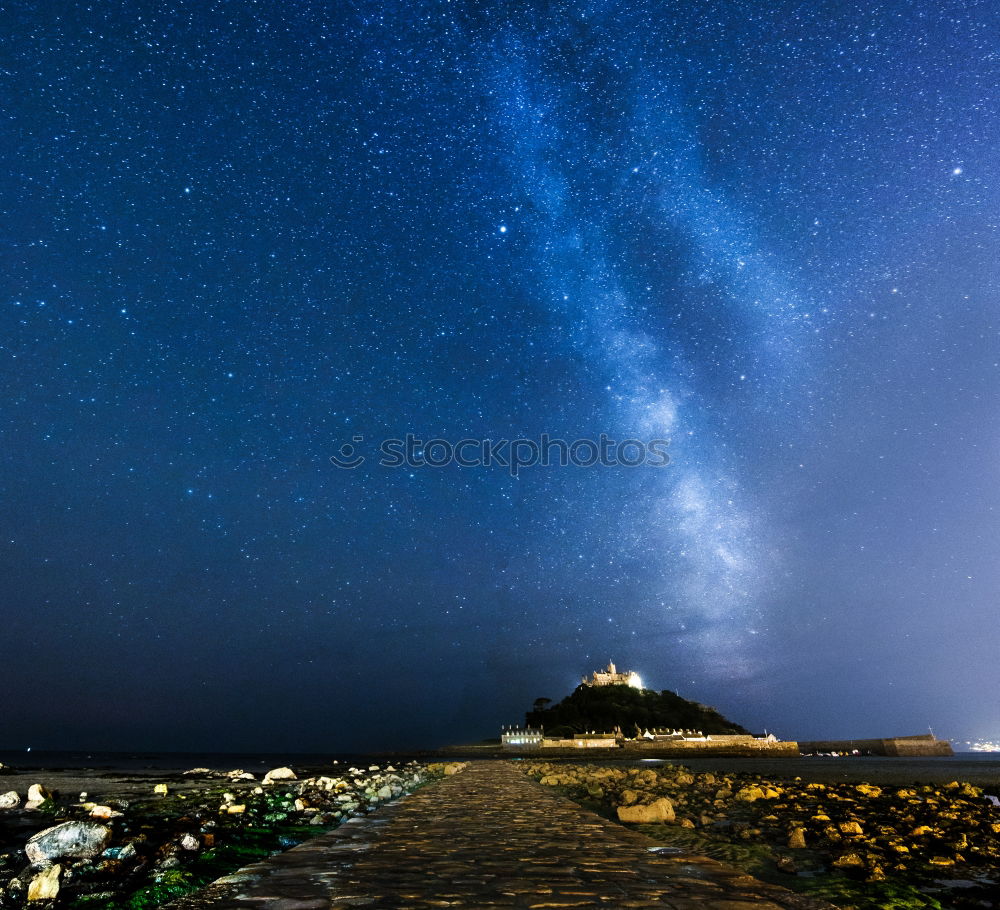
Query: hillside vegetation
[[525, 684, 749, 737]]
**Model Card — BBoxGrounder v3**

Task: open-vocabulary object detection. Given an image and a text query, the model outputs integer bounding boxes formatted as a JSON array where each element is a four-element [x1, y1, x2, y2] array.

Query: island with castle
[[498, 661, 953, 757]]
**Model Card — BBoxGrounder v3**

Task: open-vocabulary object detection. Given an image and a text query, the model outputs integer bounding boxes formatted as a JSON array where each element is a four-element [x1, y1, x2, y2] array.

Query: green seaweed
[[125, 871, 202, 910], [794, 876, 946, 910]]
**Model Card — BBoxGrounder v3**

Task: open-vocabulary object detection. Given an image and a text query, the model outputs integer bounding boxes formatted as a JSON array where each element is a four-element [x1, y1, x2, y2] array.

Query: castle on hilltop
[[581, 661, 642, 689]]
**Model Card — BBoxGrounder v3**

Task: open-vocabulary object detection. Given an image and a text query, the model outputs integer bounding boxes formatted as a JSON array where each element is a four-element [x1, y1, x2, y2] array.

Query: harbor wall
[[798, 734, 954, 756], [623, 739, 799, 756]]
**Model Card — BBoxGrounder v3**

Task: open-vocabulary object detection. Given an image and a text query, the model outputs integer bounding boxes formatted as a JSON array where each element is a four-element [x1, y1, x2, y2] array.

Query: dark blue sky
[[2, 0, 998, 752]]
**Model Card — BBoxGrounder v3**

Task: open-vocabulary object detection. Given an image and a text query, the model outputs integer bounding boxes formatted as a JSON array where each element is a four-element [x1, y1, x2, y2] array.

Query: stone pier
[[170, 761, 833, 909]]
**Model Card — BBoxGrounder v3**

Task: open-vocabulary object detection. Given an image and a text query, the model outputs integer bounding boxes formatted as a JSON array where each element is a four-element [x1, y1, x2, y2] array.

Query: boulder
[[179, 834, 200, 851], [263, 767, 297, 784], [25, 784, 52, 809], [788, 827, 807, 849], [617, 797, 676, 824], [832, 851, 865, 869], [839, 820, 864, 836], [27, 864, 61, 901], [0, 790, 20, 809], [734, 786, 766, 803], [776, 855, 798, 874], [26, 822, 112, 865]]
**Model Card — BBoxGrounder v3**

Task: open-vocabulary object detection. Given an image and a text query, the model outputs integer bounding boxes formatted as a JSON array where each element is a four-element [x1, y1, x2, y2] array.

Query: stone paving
[[170, 761, 835, 909]]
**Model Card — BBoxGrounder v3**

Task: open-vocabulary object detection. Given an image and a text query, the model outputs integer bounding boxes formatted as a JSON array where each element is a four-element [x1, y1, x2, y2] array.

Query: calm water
[[4, 750, 1000, 790], [615, 753, 1000, 789], [0, 750, 401, 773]]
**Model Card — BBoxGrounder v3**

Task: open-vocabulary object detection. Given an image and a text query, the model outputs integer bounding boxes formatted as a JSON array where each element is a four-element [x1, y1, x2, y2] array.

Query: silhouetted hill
[[525, 685, 749, 736]]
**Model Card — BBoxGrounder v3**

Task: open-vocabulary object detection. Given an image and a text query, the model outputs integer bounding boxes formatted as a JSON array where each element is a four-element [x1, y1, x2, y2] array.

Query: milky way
[[2, 0, 998, 751]]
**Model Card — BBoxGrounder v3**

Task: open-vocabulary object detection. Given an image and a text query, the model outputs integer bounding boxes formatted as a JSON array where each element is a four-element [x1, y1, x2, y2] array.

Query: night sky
[[3, 0, 998, 753]]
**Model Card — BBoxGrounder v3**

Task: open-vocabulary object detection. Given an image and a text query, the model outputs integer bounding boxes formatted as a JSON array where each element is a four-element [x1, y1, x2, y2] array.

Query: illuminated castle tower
[[582, 661, 643, 689]]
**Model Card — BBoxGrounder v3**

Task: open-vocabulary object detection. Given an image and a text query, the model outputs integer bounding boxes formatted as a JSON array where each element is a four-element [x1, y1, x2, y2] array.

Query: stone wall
[[798, 734, 954, 756], [540, 738, 618, 749], [623, 739, 799, 756]]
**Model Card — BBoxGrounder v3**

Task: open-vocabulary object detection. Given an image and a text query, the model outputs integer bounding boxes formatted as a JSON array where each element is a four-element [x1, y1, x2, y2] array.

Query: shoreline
[[519, 759, 1000, 910], [0, 759, 456, 908], [2, 756, 998, 909]]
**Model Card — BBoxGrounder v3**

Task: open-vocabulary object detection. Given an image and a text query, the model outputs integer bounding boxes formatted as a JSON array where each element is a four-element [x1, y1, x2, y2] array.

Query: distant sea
[[3, 750, 1000, 790], [0, 750, 400, 773], [624, 753, 1000, 789]]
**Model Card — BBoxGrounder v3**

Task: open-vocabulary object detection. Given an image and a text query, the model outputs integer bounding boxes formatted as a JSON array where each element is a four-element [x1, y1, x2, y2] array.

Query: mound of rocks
[[0, 761, 437, 909], [517, 760, 1000, 892]]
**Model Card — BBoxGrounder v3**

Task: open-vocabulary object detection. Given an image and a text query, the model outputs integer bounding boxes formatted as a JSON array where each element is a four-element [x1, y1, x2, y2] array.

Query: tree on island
[[525, 683, 749, 736]]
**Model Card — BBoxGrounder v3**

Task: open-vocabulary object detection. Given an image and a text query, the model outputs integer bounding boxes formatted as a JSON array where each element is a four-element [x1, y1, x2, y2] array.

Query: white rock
[[0, 791, 20, 809], [262, 767, 297, 784], [25, 784, 52, 809], [25, 822, 112, 864], [179, 834, 200, 851], [27, 864, 61, 901]]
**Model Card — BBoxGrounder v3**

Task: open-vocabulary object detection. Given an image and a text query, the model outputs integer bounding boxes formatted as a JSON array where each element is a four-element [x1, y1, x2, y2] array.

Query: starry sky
[[3, 0, 998, 753]]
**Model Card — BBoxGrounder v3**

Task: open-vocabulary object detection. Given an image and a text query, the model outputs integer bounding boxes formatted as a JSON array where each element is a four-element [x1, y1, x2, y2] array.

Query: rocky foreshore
[[0, 759, 461, 908], [518, 759, 1000, 909]]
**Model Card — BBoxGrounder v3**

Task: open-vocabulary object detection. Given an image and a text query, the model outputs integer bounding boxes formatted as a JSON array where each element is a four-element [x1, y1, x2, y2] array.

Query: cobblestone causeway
[[170, 761, 835, 910]]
